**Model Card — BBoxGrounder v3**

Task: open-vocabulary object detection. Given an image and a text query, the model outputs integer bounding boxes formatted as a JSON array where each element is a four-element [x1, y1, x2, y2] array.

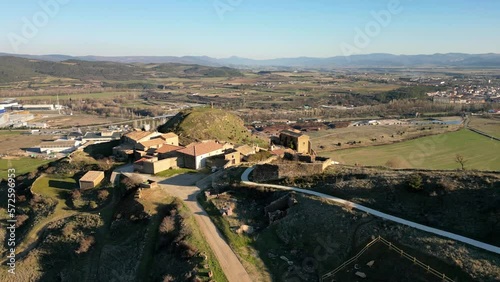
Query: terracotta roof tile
[[160, 133, 178, 140], [138, 138, 166, 148], [177, 141, 223, 157], [124, 131, 155, 141], [155, 144, 185, 154]]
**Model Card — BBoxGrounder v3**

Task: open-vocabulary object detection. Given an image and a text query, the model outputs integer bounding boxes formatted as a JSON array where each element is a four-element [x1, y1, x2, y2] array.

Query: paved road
[[242, 167, 500, 255], [122, 171, 253, 282]]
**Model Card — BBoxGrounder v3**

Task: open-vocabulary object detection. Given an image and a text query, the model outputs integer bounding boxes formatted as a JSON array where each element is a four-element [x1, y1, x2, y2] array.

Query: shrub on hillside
[[120, 176, 142, 193], [97, 190, 110, 201], [62, 224, 73, 237], [162, 275, 175, 282], [385, 157, 410, 169], [15, 214, 29, 228], [437, 177, 458, 191], [177, 240, 198, 259], [159, 216, 176, 234], [75, 236, 95, 254], [97, 158, 113, 171], [407, 173, 423, 192], [71, 189, 81, 201], [179, 222, 193, 240], [89, 201, 98, 209], [247, 151, 273, 162]]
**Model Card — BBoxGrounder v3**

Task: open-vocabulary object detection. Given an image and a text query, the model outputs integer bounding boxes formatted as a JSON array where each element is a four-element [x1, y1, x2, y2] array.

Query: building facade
[[279, 130, 311, 154]]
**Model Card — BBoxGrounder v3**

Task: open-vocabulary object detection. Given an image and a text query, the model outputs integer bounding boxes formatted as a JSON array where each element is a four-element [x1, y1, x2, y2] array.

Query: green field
[[155, 168, 196, 178], [0, 158, 51, 180], [31, 175, 77, 212], [325, 130, 500, 171], [15, 175, 78, 253]]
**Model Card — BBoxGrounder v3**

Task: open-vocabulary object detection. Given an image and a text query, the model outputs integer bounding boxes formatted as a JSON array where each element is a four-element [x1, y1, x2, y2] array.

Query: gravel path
[[123, 171, 253, 282]]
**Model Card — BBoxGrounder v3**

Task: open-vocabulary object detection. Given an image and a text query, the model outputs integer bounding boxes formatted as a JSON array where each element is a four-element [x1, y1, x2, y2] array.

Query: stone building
[[279, 130, 311, 154]]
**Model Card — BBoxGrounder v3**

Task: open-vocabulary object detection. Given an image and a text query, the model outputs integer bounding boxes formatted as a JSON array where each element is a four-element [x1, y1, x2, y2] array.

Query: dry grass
[[0, 131, 48, 154], [32, 113, 126, 127], [310, 123, 460, 153], [204, 187, 496, 281], [469, 116, 500, 139], [325, 130, 500, 170]]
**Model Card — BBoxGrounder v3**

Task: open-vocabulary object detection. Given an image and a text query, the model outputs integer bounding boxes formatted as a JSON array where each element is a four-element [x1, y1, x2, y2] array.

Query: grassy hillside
[[0, 152, 226, 282], [0, 56, 42, 82], [159, 107, 268, 147], [199, 183, 494, 281], [0, 56, 243, 83], [152, 63, 242, 77], [326, 129, 500, 170]]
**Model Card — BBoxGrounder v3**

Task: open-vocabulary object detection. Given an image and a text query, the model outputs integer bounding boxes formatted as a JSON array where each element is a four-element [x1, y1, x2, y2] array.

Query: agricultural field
[[31, 113, 127, 127], [17, 91, 139, 101], [310, 122, 461, 153], [0, 130, 50, 155], [325, 130, 500, 171], [0, 157, 51, 180], [468, 116, 500, 139]]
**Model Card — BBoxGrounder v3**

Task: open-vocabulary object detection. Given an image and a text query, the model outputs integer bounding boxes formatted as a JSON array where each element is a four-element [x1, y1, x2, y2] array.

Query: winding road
[[241, 167, 500, 255]]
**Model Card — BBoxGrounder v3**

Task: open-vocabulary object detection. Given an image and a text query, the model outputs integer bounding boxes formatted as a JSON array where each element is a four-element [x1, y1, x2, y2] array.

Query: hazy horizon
[[2, 51, 500, 60]]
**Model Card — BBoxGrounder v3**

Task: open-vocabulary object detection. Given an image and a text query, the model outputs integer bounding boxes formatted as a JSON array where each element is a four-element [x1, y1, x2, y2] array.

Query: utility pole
[[57, 94, 61, 115]]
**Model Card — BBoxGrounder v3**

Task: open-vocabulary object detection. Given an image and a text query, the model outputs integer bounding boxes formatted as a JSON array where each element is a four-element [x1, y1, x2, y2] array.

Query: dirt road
[[126, 172, 253, 282]]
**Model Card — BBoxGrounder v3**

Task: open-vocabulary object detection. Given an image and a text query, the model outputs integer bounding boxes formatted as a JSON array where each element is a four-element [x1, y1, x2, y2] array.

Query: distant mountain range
[[1, 52, 500, 69]]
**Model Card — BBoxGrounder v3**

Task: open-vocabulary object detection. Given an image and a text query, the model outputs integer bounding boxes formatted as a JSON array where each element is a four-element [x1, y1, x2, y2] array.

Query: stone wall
[[138, 157, 178, 174]]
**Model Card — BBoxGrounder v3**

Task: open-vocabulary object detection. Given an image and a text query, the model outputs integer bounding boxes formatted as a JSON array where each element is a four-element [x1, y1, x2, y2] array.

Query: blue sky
[[0, 0, 499, 59]]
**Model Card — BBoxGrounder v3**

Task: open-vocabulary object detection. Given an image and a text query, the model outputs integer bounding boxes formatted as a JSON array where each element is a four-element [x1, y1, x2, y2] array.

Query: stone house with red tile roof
[[177, 141, 224, 169]]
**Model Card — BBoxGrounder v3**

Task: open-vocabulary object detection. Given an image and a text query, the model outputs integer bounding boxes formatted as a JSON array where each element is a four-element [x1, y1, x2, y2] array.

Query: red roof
[[160, 133, 178, 140], [155, 144, 184, 154], [138, 138, 167, 148], [125, 131, 155, 142], [177, 141, 223, 157]]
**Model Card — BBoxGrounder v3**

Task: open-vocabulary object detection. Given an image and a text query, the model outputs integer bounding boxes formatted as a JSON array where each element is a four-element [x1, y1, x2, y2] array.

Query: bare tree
[[455, 154, 468, 170]]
